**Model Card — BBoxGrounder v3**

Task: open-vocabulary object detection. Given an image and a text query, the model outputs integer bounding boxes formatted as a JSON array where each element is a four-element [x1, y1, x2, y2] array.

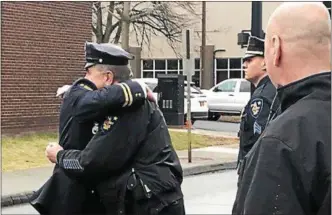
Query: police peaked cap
[[84, 42, 134, 69], [243, 36, 265, 61]]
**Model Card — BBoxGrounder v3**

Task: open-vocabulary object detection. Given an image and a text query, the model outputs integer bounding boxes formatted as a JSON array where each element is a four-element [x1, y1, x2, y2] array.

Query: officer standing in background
[[30, 42, 153, 215], [237, 36, 279, 169], [233, 3, 331, 214], [45, 43, 185, 215]]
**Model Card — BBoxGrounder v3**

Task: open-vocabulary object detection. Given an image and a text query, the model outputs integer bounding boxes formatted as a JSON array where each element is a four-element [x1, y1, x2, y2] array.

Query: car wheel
[[208, 111, 220, 121]]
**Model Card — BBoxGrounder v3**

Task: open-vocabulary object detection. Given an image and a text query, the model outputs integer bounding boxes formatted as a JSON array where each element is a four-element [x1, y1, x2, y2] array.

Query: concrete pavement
[[2, 170, 238, 214], [2, 129, 239, 207]]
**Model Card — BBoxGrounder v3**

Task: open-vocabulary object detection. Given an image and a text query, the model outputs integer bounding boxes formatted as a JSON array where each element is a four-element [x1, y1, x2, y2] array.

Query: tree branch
[[95, 2, 103, 43], [92, 1, 199, 55], [103, 2, 115, 43], [114, 24, 122, 44]]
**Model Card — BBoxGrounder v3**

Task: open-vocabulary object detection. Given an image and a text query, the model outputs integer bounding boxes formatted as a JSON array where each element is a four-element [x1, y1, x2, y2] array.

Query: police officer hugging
[[55, 42, 185, 215]]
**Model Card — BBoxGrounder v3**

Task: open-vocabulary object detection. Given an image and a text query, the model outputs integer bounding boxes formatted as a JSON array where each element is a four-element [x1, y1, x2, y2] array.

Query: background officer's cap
[[243, 36, 265, 61], [84, 42, 134, 70]]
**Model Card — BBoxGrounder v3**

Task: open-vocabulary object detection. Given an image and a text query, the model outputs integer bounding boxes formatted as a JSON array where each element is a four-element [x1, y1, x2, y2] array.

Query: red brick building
[[1, 2, 92, 134]]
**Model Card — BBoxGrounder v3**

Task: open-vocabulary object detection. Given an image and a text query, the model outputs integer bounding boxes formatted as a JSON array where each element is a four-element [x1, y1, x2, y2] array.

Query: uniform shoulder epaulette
[[115, 83, 133, 107]]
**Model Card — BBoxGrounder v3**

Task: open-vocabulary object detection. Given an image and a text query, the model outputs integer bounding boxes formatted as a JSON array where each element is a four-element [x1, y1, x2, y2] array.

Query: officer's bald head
[[265, 2, 331, 87]]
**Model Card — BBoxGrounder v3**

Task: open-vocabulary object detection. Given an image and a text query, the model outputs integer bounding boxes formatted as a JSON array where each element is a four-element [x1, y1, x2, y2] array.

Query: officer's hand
[[147, 87, 156, 103], [45, 142, 63, 163]]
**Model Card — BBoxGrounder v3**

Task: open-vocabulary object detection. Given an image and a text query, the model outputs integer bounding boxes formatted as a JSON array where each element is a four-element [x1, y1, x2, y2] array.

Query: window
[[195, 58, 200, 70], [143, 72, 153, 78], [142, 59, 179, 79], [230, 70, 242, 78], [155, 60, 165, 70], [229, 58, 242, 69], [214, 80, 237, 92], [143, 60, 153, 70], [215, 58, 244, 85], [216, 71, 228, 84], [167, 59, 178, 70], [141, 58, 201, 86], [240, 81, 251, 92], [216, 59, 228, 70]]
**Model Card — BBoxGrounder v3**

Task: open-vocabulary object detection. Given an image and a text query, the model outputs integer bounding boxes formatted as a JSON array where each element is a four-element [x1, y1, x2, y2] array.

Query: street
[[2, 170, 237, 214], [193, 120, 239, 134]]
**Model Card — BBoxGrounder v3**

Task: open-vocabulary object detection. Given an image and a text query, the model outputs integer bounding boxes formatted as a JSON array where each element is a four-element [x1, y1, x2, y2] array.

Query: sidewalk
[[2, 130, 239, 207]]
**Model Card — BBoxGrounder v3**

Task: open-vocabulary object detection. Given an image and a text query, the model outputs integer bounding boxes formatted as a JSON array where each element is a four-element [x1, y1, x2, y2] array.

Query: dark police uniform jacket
[[29, 78, 147, 215], [56, 100, 184, 215], [237, 76, 278, 165], [232, 72, 331, 215]]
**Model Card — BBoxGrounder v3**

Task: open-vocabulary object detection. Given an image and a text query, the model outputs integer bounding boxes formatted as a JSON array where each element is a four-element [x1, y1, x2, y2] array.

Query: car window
[[240, 81, 251, 92], [214, 80, 237, 92]]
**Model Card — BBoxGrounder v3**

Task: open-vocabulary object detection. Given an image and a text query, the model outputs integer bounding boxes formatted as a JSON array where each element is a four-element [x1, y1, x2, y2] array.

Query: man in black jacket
[[30, 42, 153, 215], [237, 36, 279, 168], [45, 55, 185, 214], [232, 2, 331, 215]]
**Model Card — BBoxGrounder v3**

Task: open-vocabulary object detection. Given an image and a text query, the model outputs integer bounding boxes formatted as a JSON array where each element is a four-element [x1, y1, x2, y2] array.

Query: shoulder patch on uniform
[[100, 116, 119, 133], [249, 98, 263, 118]]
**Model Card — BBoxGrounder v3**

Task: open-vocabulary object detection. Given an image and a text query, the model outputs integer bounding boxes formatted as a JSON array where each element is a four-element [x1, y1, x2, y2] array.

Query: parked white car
[[132, 78, 208, 121], [205, 78, 251, 120]]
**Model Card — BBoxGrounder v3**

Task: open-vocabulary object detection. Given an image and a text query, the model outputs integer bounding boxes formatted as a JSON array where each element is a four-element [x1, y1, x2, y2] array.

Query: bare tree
[[91, 1, 200, 55]]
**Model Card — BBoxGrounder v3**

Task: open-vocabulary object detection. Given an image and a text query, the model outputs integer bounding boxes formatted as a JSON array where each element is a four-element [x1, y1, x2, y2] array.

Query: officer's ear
[[105, 70, 114, 83]]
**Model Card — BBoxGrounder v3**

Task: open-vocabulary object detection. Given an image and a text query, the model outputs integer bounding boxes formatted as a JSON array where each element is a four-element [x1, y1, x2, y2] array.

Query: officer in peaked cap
[[243, 35, 265, 60], [45, 41, 185, 215], [84, 42, 134, 69], [236, 36, 280, 179], [30, 42, 153, 215]]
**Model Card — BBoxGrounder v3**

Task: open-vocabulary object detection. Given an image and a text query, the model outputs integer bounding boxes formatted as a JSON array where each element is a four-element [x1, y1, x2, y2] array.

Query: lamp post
[[250, 1, 263, 95]]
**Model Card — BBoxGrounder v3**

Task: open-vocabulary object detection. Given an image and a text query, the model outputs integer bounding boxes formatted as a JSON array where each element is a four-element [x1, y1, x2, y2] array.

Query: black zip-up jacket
[[233, 72, 331, 215], [29, 78, 148, 215], [56, 101, 184, 215]]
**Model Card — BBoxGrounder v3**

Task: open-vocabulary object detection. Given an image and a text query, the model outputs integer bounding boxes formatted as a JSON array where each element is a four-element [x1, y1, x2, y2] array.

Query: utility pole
[[122, 1, 130, 51], [200, 1, 206, 88], [182, 29, 194, 163]]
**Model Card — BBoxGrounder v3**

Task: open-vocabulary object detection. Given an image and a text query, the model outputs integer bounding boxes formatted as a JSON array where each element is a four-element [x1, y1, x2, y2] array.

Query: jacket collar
[[277, 72, 331, 112], [73, 78, 98, 91], [257, 75, 270, 88]]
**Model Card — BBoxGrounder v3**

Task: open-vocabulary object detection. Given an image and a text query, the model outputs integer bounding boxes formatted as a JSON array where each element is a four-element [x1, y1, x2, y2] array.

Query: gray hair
[[94, 64, 133, 82]]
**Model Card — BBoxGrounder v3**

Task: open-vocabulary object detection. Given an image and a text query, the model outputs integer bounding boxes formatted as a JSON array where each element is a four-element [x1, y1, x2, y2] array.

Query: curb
[[183, 161, 237, 177], [1, 161, 237, 208], [2, 192, 34, 207]]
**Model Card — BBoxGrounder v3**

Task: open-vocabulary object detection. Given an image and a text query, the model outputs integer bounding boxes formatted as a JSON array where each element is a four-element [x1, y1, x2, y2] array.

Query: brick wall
[[1, 2, 92, 134]]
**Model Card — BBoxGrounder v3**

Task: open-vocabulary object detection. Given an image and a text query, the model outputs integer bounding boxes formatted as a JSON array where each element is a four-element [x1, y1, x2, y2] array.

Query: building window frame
[[214, 57, 244, 85]]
